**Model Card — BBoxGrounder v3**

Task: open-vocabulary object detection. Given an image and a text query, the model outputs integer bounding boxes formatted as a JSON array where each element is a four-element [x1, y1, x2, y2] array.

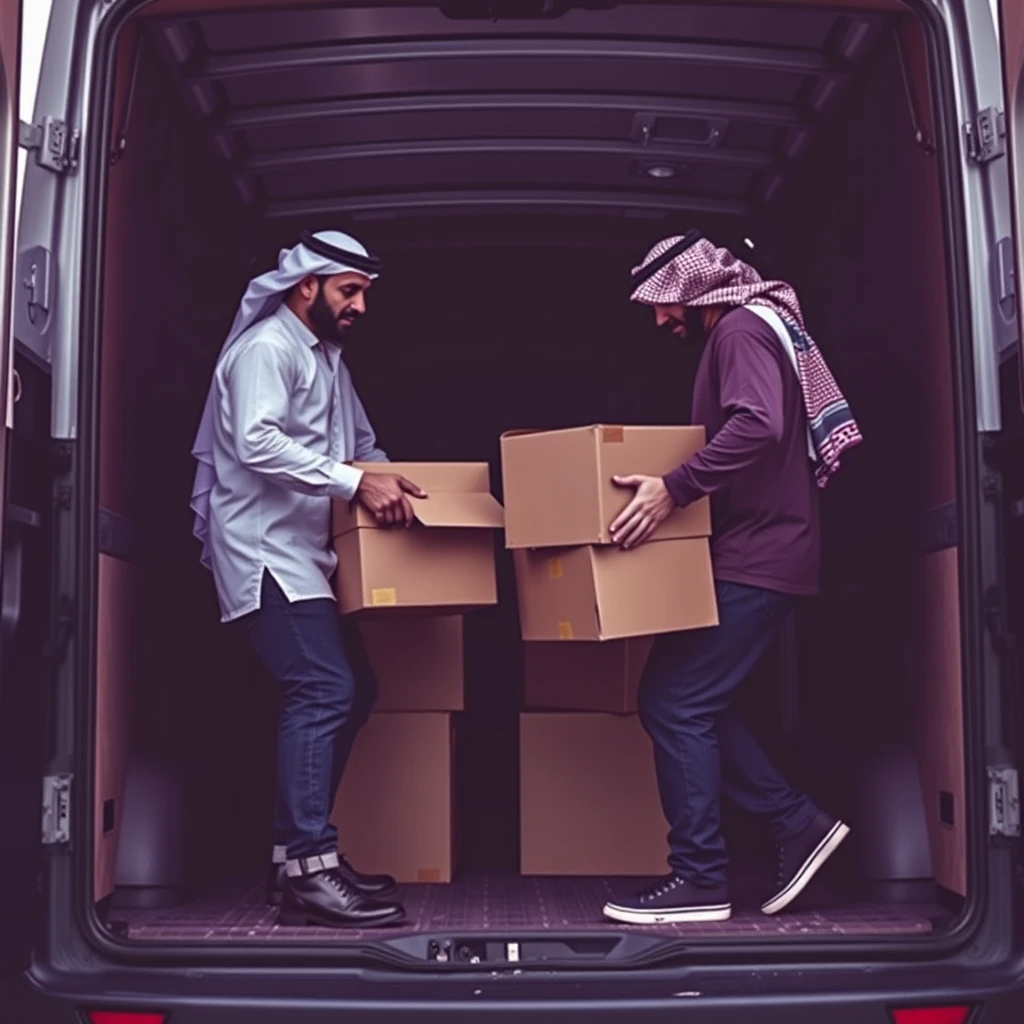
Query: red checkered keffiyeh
[[631, 234, 862, 487]]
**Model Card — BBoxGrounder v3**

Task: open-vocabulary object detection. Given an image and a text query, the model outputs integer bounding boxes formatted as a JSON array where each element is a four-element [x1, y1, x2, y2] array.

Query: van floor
[[110, 875, 949, 942]]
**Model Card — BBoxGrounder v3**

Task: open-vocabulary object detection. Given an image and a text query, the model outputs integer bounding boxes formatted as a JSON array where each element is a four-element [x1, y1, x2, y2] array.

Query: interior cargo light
[[88, 1012, 167, 1024], [645, 164, 676, 179], [890, 1005, 972, 1024]]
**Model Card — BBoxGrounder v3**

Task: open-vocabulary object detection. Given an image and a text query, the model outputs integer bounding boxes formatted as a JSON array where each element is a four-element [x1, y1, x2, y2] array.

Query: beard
[[308, 282, 358, 344], [682, 306, 708, 343], [662, 305, 708, 344]]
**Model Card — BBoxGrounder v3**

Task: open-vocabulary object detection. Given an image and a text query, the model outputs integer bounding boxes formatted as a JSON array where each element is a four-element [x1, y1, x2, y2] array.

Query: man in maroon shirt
[[602, 231, 863, 926]]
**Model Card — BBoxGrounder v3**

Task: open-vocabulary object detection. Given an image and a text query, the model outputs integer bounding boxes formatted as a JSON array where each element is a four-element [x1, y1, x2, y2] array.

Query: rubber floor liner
[[111, 876, 946, 943]]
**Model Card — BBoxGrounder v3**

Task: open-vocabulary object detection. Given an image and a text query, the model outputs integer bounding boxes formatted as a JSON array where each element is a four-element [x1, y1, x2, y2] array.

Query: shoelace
[[775, 843, 788, 886], [638, 875, 685, 903], [319, 869, 357, 898]]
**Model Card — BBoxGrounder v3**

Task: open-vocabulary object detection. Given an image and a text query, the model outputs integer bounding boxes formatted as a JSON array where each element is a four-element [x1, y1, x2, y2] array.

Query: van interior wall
[[95, 15, 963, 902], [777, 21, 964, 897], [95, 27, 260, 899]]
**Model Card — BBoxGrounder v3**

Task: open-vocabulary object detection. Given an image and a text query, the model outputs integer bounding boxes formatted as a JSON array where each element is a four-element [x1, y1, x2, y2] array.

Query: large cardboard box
[[514, 539, 718, 641], [520, 713, 668, 876], [330, 713, 455, 883], [523, 636, 654, 713], [500, 425, 710, 550], [359, 615, 464, 712], [331, 462, 504, 615]]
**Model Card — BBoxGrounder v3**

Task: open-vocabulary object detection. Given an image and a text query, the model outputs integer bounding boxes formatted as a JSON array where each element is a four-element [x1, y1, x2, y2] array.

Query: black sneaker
[[761, 812, 850, 916], [603, 875, 732, 925]]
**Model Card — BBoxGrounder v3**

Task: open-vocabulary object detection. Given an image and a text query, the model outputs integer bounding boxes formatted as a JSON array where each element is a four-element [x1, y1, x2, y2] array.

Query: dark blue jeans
[[243, 573, 378, 861], [638, 580, 819, 887]]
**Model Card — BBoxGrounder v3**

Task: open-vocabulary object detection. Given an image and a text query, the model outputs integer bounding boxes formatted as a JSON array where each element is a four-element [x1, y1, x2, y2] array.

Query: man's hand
[[609, 474, 676, 550], [356, 473, 428, 528]]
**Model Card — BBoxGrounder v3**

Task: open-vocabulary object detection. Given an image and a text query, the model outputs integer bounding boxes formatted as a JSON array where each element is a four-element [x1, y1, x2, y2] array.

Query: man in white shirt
[[190, 230, 422, 929]]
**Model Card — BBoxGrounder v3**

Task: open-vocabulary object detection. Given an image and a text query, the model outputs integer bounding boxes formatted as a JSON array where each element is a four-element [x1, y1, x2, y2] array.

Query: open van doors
[[0, 0, 37, 980], [998, 0, 1024, 399]]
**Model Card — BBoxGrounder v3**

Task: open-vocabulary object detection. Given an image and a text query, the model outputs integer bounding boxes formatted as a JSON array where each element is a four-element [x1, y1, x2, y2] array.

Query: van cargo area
[[67, 0, 973, 964]]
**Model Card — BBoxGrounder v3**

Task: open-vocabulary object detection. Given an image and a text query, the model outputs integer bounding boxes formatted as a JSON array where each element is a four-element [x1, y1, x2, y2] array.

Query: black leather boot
[[279, 862, 406, 929], [267, 853, 394, 904], [335, 853, 397, 897], [266, 863, 287, 906]]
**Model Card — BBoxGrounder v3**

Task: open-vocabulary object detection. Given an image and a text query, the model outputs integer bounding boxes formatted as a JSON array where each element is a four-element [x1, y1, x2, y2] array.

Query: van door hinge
[[18, 116, 79, 173], [42, 774, 72, 845], [989, 766, 1021, 839], [965, 107, 1006, 164]]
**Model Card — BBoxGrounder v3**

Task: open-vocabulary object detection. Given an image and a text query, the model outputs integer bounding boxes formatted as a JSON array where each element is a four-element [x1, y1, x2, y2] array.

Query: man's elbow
[[764, 415, 785, 445], [741, 406, 784, 446], [235, 427, 278, 468]]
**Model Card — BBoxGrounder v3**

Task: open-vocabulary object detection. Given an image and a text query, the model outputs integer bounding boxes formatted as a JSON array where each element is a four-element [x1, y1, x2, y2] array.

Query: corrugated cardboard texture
[[335, 526, 498, 614], [523, 636, 654, 713], [359, 615, 464, 712], [501, 425, 710, 549], [331, 713, 454, 883], [520, 713, 668, 876], [514, 538, 718, 641], [332, 461, 498, 536], [331, 463, 502, 614]]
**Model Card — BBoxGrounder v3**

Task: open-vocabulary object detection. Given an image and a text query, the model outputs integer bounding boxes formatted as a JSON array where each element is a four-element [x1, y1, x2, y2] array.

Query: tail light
[[890, 1006, 973, 1024], [87, 1012, 167, 1024]]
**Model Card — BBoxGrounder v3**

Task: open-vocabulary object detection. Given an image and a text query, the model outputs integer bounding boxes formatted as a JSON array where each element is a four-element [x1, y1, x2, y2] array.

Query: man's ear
[[297, 274, 320, 301]]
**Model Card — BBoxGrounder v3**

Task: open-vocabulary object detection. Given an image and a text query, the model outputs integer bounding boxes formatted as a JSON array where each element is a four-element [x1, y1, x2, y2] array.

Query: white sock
[[285, 851, 339, 878]]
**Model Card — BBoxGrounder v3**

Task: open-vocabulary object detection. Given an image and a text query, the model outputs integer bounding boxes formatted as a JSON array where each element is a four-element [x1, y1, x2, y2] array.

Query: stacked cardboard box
[[329, 616, 463, 883], [523, 636, 653, 714], [329, 462, 503, 884], [520, 712, 668, 876], [503, 426, 713, 875]]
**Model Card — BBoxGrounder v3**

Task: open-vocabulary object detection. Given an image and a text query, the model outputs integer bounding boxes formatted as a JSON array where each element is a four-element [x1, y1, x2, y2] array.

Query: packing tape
[[557, 621, 574, 640], [418, 867, 443, 882], [371, 587, 398, 606], [548, 557, 563, 580], [601, 426, 625, 443]]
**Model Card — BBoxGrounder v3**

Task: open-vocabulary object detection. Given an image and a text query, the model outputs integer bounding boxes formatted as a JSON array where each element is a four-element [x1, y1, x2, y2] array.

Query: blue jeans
[[243, 573, 378, 861], [638, 580, 819, 887]]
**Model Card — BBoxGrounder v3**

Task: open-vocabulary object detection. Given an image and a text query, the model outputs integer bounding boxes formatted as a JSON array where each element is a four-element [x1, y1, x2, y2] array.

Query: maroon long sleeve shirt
[[663, 307, 820, 596]]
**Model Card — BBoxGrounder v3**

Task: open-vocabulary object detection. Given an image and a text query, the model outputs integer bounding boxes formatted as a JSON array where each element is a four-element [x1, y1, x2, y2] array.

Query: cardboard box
[[523, 636, 654, 713], [359, 615, 464, 712], [330, 713, 455, 883], [500, 425, 711, 550], [514, 539, 718, 641], [520, 713, 668, 876], [331, 462, 504, 615]]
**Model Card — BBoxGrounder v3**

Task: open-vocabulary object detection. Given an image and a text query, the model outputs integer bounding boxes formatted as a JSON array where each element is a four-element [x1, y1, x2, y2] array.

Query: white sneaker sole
[[602, 901, 733, 925], [761, 821, 851, 916]]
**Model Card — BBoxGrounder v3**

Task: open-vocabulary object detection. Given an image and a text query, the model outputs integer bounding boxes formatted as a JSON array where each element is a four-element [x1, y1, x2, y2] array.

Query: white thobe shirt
[[207, 304, 387, 622]]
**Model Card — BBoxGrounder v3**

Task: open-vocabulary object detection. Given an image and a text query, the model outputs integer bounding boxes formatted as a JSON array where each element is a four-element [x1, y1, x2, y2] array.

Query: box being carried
[[331, 462, 504, 615], [501, 426, 718, 641], [500, 424, 711, 549]]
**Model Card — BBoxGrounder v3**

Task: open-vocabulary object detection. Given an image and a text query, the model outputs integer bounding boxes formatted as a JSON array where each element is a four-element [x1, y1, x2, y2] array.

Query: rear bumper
[[6, 962, 1024, 1024]]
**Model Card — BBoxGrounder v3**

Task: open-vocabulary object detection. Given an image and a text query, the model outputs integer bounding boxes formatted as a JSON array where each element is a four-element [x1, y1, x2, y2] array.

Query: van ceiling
[[141, 2, 895, 224]]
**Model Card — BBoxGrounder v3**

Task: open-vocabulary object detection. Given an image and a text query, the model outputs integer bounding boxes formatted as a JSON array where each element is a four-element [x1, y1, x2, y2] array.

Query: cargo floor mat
[[111, 875, 947, 942]]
